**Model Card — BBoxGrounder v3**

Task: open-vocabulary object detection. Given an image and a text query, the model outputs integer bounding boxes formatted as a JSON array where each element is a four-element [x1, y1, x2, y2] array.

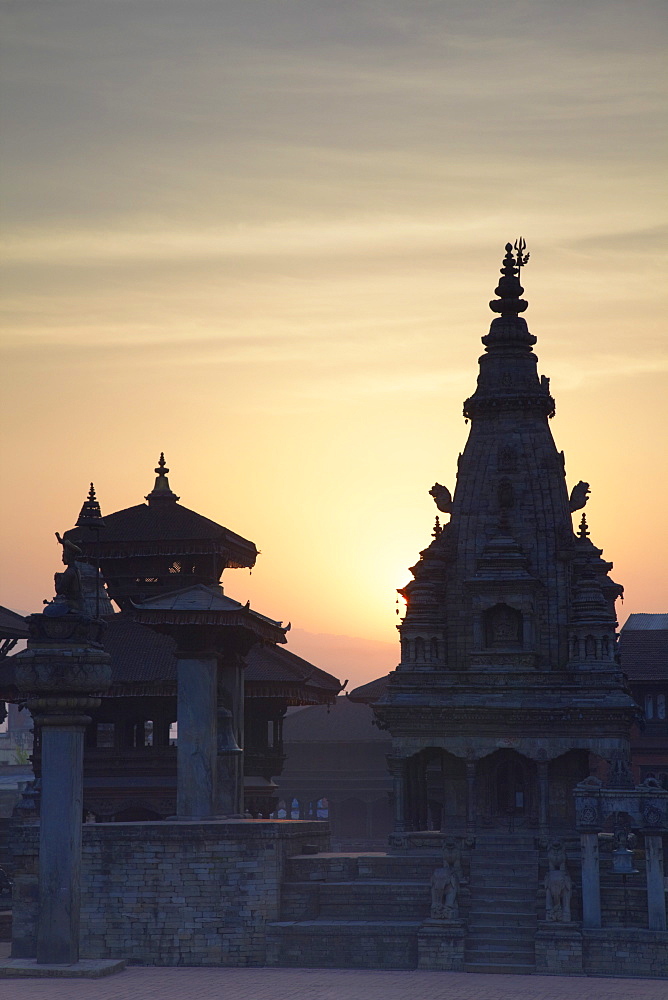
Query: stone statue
[[429, 483, 452, 514], [569, 481, 590, 512], [50, 533, 85, 614], [613, 826, 636, 851], [544, 840, 572, 922], [430, 839, 462, 920], [44, 533, 111, 619]]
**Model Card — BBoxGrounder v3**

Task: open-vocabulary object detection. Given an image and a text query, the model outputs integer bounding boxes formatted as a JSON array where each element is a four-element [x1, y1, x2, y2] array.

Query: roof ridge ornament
[[145, 452, 180, 504], [489, 239, 530, 318]]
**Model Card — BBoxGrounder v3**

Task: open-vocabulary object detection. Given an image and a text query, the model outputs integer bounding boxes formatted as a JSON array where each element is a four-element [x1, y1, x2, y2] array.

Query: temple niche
[[483, 603, 523, 648]]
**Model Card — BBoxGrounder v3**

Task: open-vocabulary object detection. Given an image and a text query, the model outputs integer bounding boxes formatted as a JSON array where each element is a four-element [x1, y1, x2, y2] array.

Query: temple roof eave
[[131, 584, 287, 644]]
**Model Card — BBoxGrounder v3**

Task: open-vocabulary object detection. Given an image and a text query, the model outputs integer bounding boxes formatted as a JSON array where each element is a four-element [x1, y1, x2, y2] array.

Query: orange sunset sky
[[1, 1, 666, 688]]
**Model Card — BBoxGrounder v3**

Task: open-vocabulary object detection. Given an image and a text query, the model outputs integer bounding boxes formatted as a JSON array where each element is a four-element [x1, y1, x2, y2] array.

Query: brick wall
[[583, 928, 668, 978], [11, 818, 329, 965]]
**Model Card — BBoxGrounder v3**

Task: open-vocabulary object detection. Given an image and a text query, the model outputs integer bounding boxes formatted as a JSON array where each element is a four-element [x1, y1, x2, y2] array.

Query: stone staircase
[[266, 852, 436, 969], [267, 838, 540, 972], [464, 833, 538, 974]]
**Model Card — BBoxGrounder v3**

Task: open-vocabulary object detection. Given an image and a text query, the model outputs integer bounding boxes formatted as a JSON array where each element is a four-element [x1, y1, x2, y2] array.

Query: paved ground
[[0, 967, 666, 1000]]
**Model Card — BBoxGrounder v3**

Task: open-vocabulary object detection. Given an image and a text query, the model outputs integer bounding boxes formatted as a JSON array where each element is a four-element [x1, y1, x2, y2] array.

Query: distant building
[[278, 697, 392, 849], [620, 613, 668, 788], [0, 607, 31, 768]]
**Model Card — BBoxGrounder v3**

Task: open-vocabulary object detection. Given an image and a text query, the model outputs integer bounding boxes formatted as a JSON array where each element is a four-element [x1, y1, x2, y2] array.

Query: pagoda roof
[[244, 643, 342, 702], [0, 612, 340, 705], [131, 584, 287, 645], [619, 614, 668, 682], [69, 501, 258, 568]]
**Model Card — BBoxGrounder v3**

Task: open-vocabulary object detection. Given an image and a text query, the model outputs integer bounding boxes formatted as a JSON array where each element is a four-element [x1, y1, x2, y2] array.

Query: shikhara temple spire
[[374, 240, 638, 854], [75, 483, 104, 528], [145, 452, 180, 504]]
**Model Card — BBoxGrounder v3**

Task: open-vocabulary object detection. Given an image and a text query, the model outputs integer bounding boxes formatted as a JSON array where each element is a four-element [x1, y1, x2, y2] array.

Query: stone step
[[468, 898, 535, 913], [466, 932, 535, 949], [474, 875, 538, 895], [266, 920, 421, 970], [472, 847, 537, 855], [466, 950, 535, 965], [470, 857, 537, 867], [467, 916, 536, 929], [465, 961, 534, 975], [471, 886, 536, 895]]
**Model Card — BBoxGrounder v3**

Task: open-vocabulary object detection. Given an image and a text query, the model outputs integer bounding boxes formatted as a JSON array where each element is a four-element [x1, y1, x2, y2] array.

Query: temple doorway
[[496, 757, 526, 815], [478, 749, 537, 829]]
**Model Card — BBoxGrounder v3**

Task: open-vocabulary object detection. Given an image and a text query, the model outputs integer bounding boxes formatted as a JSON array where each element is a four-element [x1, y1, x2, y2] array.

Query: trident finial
[[514, 237, 530, 276]]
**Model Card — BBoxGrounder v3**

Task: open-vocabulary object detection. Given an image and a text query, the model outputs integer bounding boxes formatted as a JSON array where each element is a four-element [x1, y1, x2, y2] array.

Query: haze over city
[[1, 1, 666, 687]]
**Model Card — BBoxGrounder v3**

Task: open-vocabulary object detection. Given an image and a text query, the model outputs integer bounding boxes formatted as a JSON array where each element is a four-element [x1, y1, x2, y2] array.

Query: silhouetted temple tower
[[376, 243, 637, 842]]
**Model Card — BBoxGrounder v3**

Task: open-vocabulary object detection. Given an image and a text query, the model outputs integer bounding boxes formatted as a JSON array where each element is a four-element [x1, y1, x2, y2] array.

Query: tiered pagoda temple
[[374, 243, 638, 843], [19, 459, 341, 820]]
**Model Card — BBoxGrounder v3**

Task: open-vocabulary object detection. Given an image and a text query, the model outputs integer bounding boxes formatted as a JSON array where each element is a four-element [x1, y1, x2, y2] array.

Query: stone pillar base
[[417, 919, 466, 970], [535, 923, 583, 974], [0, 959, 126, 979]]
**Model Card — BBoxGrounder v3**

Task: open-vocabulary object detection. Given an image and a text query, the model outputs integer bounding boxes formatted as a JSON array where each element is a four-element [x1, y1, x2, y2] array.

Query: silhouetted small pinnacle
[[578, 513, 590, 539], [146, 452, 180, 503], [489, 240, 529, 317], [432, 516, 442, 539], [76, 482, 104, 527]]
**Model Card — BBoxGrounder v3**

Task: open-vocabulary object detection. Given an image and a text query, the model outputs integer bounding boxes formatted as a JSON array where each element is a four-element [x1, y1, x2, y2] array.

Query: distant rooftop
[[621, 613, 668, 631], [348, 673, 391, 704], [619, 615, 668, 682], [282, 697, 391, 742], [0, 606, 28, 640]]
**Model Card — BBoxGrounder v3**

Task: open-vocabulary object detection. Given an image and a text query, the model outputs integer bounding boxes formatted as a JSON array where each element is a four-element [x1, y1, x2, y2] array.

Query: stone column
[[465, 760, 476, 838], [15, 614, 111, 965], [215, 704, 242, 817], [537, 761, 549, 840], [36, 720, 86, 963], [644, 834, 667, 931], [218, 656, 245, 816], [580, 832, 601, 929], [388, 757, 408, 833], [176, 655, 218, 818]]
